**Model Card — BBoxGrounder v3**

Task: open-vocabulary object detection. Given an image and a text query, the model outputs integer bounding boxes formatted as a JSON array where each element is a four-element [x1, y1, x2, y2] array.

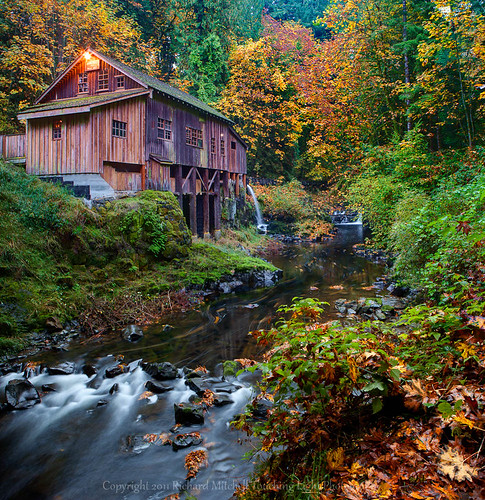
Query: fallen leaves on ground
[[184, 449, 208, 480]]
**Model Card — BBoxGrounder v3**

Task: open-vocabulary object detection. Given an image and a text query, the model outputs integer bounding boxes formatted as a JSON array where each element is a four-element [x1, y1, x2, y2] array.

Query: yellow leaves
[[347, 357, 359, 382], [452, 412, 475, 429], [138, 391, 154, 400], [326, 447, 345, 471], [456, 342, 478, 359], [438, 447, 478, 482]]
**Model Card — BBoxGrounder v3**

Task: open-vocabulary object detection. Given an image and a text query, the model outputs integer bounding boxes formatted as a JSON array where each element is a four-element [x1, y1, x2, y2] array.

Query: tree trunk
[[403, 0, 412, 132]]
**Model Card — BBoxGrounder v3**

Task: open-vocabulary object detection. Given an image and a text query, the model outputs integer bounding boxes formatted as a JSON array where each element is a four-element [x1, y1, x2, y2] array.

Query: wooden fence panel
[[0, 134, 26, 159]]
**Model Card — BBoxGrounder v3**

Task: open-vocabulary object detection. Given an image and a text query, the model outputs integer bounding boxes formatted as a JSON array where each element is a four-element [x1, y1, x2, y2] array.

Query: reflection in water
[[0, 226, 385, 500]]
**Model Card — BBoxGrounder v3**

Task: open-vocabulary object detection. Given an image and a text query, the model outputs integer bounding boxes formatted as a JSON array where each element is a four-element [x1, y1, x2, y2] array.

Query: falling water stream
[[0, 226, 385, 500]]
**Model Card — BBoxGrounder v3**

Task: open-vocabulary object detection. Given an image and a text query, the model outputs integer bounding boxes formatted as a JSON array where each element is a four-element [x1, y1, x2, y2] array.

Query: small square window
[[210, 138, 215, 154], [52, 121, 62, 140], [112, 119, 127, 138], [186, 127, 203, 148], [220, 139, 225, 156], [231, 141, 236, 150], [78, 72, 88, 93], [158, 118, 172, 140], [115, 75, 125, 89], [98, 70, 109, 91]]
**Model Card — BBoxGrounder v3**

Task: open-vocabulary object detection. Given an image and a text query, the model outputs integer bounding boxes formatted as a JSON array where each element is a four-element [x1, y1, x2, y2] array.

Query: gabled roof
[[33, 48, 232, 124]]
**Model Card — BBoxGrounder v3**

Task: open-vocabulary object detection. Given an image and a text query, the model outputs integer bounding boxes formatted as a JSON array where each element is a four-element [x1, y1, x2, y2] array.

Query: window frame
[[210, 137, 216, 154], [231, 141, 237, 150], [115, 74, 125, 90], [112, 119, 127, 138], [78, 72, 88, 94], [98, 69, 109, 91], [157, 117, 172, 141], [220, 139, 225, 157], [185, 126, 203, 148], [52, 121, 62, 140]]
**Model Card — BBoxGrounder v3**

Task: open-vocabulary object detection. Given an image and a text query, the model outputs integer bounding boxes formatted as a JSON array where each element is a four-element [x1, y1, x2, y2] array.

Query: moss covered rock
[[105, 191, 191, 260]]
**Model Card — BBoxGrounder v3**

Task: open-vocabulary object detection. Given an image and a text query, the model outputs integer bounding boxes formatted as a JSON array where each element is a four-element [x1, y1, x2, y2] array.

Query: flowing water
[[0, 226, 385, 500]]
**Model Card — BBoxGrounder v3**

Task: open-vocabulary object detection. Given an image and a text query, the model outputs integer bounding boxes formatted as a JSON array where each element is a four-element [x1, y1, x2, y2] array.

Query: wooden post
[[190, 168, 197, 235], [141, 163, 146, 191], [214, 170, 221, 239], [175, 164, 182, 206], [203, 168, 210, 239], [222, 171, 229, 198], [235, 173, 240, 197]]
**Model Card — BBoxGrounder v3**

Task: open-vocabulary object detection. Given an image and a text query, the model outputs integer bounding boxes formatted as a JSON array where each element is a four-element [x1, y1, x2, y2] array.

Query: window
[[231, 141, 236, 150], [115, 75, 125, 89], [78, 72, 88, 93], [157, 118, 172, 140], [52, 121, 62, 140], [220, 139, 225, 156], [185, 126, 203, 148], [98, 70, 109, 91], [210, 137, 216, 154], [112, 120, 127, 138]]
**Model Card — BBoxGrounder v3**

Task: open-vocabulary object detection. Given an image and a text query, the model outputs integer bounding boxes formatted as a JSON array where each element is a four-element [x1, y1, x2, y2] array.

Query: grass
[[0, 160, 277, 356]]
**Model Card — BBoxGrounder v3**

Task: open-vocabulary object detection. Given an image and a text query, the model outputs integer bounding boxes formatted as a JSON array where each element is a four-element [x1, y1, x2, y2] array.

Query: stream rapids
[[0, 226, 386, 500]]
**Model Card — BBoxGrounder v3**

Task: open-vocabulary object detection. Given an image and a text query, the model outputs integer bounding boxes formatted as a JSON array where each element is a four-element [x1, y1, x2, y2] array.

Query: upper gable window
[[231, 141, 236, 150], [78, 72, 88, 93], [98, 70, 109, 91], [157, 118, 172, 140], [112, 119, 127, 138], [115, 75, 125, 89], [186, 127, 203, 148]]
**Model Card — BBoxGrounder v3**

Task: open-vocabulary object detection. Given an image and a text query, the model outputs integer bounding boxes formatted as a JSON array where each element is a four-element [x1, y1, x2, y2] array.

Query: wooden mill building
[[17, 49, 247, 238]]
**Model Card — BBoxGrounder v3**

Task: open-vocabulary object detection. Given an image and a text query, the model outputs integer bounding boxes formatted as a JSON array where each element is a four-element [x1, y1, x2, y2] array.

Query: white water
[[247, 185, 268, 233]]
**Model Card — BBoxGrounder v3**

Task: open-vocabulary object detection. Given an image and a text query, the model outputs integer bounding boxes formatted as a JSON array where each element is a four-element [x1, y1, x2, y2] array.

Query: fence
[[0, 134, 26, 159]]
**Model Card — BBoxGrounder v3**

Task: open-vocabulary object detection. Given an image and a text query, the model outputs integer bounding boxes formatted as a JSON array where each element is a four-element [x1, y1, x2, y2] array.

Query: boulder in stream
[[174, 403, 204, 425], [48, 361, 76, 375], [5, 379, 40, 410], [122, 325, 144, 342], [145, 380, 174, 394], [142, 362, 178, 381], [172, 432, 203, 451]]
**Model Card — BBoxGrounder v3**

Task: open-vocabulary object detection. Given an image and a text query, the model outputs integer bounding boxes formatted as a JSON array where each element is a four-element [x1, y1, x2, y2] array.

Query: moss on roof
[[95, 51, 232, 124], [19, 89, 147, 114]]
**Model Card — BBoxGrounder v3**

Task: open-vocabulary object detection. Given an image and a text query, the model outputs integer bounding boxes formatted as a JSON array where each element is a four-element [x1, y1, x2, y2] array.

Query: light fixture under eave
[[84, 51, 92, 61]]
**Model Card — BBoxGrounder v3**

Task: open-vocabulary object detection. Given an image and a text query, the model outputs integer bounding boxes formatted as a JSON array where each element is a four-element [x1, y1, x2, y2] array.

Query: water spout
[[247, 185, 268, 233]]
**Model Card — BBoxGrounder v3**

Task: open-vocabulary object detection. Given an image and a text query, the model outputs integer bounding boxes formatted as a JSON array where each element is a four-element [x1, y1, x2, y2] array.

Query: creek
[[0, 225, 385, 500]]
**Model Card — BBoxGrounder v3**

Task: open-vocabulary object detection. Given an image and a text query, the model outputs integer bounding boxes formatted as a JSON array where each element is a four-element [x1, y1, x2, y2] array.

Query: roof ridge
[[90, 49, 232, 124]]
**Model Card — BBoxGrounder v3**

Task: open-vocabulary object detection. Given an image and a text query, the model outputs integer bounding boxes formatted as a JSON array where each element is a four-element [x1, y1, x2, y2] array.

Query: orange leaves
[[402, 379, 438, 412], [184, 449, 208, 480]]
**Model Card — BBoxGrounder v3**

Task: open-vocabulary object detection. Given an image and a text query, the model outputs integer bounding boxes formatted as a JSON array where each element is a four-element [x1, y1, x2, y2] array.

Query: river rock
[[174, 403, 204, 425], [109, 383, 119, 395], [82, 364, 98, 377], [186, 377, 211, 397], [142, 362, 178, 381], [145, 380, 174, 393], [212, 393, 234, 406], [41, 384, 57, 393], [219, 280, 244, 294], [5, 379, 41, 410], [122, 325, 143, 342], [251, 398, 273, 420], [172, 432, 203, 451], [105, 364, 128, 378], [48, 361, 76, 375], [210, 380, 242, 393], [45, 316, 63, 332]]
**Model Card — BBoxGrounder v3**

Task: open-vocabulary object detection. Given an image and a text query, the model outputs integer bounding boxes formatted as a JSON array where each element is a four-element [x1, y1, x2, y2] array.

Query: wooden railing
[[0, 134, 25, 159]]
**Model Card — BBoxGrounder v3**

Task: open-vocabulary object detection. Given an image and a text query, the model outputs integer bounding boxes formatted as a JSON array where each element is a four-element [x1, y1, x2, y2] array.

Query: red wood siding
[[42, 58, 142, 102], [146, 95, 246, 173], [26, 96, 145, 177]]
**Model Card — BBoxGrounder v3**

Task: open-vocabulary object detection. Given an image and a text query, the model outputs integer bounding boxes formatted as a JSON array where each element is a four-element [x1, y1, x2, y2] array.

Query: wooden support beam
[[223, 171, 229, 198], [175, 165, 182, 205], [214, 170, 221, 239], [181, 167, 194, 192], [203, 169, 210, 238], [190, 169, 197, 235]]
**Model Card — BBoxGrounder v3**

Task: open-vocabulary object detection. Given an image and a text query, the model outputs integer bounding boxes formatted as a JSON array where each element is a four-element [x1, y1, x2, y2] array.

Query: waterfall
[[247, 185, 268, 233]]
